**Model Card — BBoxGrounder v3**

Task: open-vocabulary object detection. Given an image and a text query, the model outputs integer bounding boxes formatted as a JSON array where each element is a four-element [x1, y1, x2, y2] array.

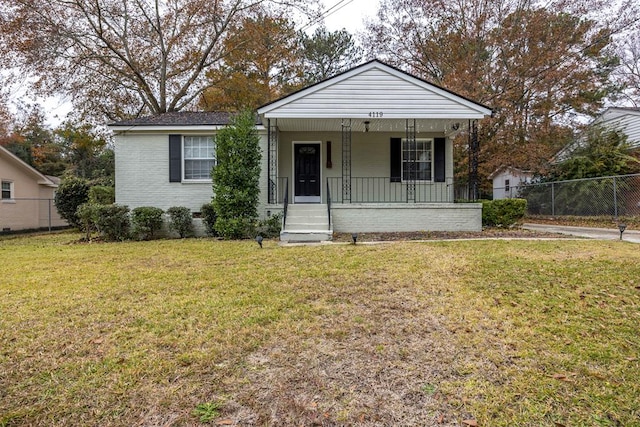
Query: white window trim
[[1, 180, 14, 202], [401, 138, 434, 182], [182, 135, 216, 183]]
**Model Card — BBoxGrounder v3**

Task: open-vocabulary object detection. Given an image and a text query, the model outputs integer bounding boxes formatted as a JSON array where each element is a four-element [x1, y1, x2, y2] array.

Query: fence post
[[48, 199, 52, 231], [551, 182, 555, 216], [613, 176, 618, 219]]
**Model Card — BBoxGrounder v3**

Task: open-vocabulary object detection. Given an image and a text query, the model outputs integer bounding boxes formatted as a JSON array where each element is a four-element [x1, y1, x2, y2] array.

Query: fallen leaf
[[552, 372, 576, 382], [462, 419, 478, 426], [626, 357, 638, 362], [437, 414, 445, 423], [215, 420, 233, 426], [554, 423, 566, 427]]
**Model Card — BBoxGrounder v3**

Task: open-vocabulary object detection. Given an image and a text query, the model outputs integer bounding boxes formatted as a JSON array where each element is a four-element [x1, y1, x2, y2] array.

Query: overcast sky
[[311, 0, 379, 33]]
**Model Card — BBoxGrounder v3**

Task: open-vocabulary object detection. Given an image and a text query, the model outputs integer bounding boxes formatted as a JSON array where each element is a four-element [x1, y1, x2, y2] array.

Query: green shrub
[[167, 206, 194, 238], [214, 217, 255, 240], [55, 177, 90, 228], [88, 186, 115, 205], [76, 203, 99, 241], [212, 110, 261, 239], [255, 213, 282, 239], [94, 204, 130, 241], [482, 198, 527, 227], [201, 203, 218, 236], [131, 206, 164, 240]]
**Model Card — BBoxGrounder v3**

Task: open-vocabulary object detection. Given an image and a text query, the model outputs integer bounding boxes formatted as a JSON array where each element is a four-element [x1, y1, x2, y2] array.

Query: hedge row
[[75, 203, 282, 242], [77, 204, 194, 241], [481, 198, 527, 227]]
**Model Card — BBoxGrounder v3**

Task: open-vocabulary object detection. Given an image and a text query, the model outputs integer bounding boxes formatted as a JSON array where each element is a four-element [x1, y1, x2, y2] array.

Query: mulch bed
[[331, 227, 573, 243]]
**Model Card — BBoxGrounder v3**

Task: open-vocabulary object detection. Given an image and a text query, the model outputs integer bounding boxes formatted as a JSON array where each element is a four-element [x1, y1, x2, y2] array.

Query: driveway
[[523, 223, 640, 243]]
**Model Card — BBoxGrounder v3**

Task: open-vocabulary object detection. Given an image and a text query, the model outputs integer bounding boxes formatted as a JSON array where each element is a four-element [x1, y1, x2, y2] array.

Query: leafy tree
[[54, 120, 112, 182], [0, 107, 70, 176], [212, 110, 261, 239], [200, 11, 303, 111], [0, 0, 313, 121], [365, 0, 636, 179], [552, 126, 640, 180], [54, 177, 90, 228], [300, 26, 363, 84]]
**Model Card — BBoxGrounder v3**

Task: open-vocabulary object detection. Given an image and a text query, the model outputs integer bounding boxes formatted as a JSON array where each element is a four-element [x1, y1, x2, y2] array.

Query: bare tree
[[613, 31, 640, 107], [0, 0, 312, 121]]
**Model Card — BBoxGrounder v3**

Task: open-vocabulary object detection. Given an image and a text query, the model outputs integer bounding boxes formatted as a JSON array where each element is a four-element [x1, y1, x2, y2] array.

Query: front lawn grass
[[1, 233, 639, 426]]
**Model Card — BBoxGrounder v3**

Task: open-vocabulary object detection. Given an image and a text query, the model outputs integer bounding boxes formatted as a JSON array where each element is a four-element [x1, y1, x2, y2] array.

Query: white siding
[[491, 169, 532, 200], [259, 62, 491, 120], [332, 203, 482, 232], [595, 109, 640, 148]]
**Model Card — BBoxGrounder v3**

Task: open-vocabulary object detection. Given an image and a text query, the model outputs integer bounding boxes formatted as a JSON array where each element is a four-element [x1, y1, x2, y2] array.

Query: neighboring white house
[[592, 107, 640, 148], [554, 107, 640, 163], [109, 60, 492, 241], [488, 166, 533, 200], [0, 145, 67, 232]]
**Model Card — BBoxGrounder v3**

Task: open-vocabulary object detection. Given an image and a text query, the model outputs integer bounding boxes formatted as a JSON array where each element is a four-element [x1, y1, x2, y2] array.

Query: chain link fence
[[515, 174, 640, 218], [0, 198, 68, 233]]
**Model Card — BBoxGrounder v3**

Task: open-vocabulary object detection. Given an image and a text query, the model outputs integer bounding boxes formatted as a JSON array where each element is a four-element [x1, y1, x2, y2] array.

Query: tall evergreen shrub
[[212, 111, 261, 239]]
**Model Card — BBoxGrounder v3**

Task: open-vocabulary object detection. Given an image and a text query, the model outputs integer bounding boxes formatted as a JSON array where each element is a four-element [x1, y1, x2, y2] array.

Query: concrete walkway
[[523, 223, 640, 243]]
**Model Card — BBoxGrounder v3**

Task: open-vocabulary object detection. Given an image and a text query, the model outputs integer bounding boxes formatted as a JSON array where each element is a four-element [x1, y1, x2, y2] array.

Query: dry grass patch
[[1, 233, 639, 426]]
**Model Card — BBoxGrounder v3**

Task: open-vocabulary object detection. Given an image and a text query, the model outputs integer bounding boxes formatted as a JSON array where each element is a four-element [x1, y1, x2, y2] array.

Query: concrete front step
[[280, 230, 333, 242], [282, 203, 332, 242]]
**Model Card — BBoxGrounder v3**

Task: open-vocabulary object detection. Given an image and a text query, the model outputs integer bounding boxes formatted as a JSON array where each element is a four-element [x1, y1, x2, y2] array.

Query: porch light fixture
[[618, 223, 627, 240], [364, 121, 370, 132], [352, 233, 358, 244]]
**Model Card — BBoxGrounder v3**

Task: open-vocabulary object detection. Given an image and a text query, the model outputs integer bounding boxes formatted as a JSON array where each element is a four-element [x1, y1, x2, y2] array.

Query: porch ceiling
[[269, 118, 470, 134]]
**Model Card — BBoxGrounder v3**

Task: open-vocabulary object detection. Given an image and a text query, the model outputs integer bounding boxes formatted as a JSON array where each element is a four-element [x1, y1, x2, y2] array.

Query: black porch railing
[[268, 177, 289, 204], [282, 178, 289, 231], [326, 179, 332, 230], [327, 177, 454, 203]]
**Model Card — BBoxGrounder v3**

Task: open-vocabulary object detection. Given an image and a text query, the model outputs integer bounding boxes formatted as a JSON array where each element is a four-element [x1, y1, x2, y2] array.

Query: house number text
[[368, 112, 384, 118]]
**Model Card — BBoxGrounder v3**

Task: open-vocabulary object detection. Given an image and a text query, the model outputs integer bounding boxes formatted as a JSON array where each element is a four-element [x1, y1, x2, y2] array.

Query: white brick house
[[109, 60, 492, 240]]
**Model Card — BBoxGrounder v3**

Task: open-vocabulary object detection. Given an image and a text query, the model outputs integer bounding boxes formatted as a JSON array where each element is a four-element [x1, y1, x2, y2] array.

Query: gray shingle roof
[[109, 111, 260, 127]]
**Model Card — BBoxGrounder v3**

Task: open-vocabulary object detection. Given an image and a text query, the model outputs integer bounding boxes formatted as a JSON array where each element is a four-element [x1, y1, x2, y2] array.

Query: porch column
[[468, 120, 479, 201], [342, 119, 352, 202], [406, 119, 416, 202], [267, 119, 278, 204]]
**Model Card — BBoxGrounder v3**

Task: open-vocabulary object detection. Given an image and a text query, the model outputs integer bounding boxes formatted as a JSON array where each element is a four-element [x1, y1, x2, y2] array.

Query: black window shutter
[[390, 137, 401, 182], [434, 137, 446, 183], [169, 134, 182, 182]]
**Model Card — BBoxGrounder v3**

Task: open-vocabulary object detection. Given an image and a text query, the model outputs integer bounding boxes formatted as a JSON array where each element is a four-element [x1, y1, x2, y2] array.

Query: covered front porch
[[256, 60, 491, 241]]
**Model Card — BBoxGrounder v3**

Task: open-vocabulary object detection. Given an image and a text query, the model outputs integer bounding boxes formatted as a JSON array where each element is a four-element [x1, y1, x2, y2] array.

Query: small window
[[402, 138, 433, 181], [184, 136, 216, 180], [505, 179, 510, 192], [1, 181, 12, 200]]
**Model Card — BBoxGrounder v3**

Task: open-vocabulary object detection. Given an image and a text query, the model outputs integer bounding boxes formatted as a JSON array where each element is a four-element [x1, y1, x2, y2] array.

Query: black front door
[[294, 143, 321, 200]]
